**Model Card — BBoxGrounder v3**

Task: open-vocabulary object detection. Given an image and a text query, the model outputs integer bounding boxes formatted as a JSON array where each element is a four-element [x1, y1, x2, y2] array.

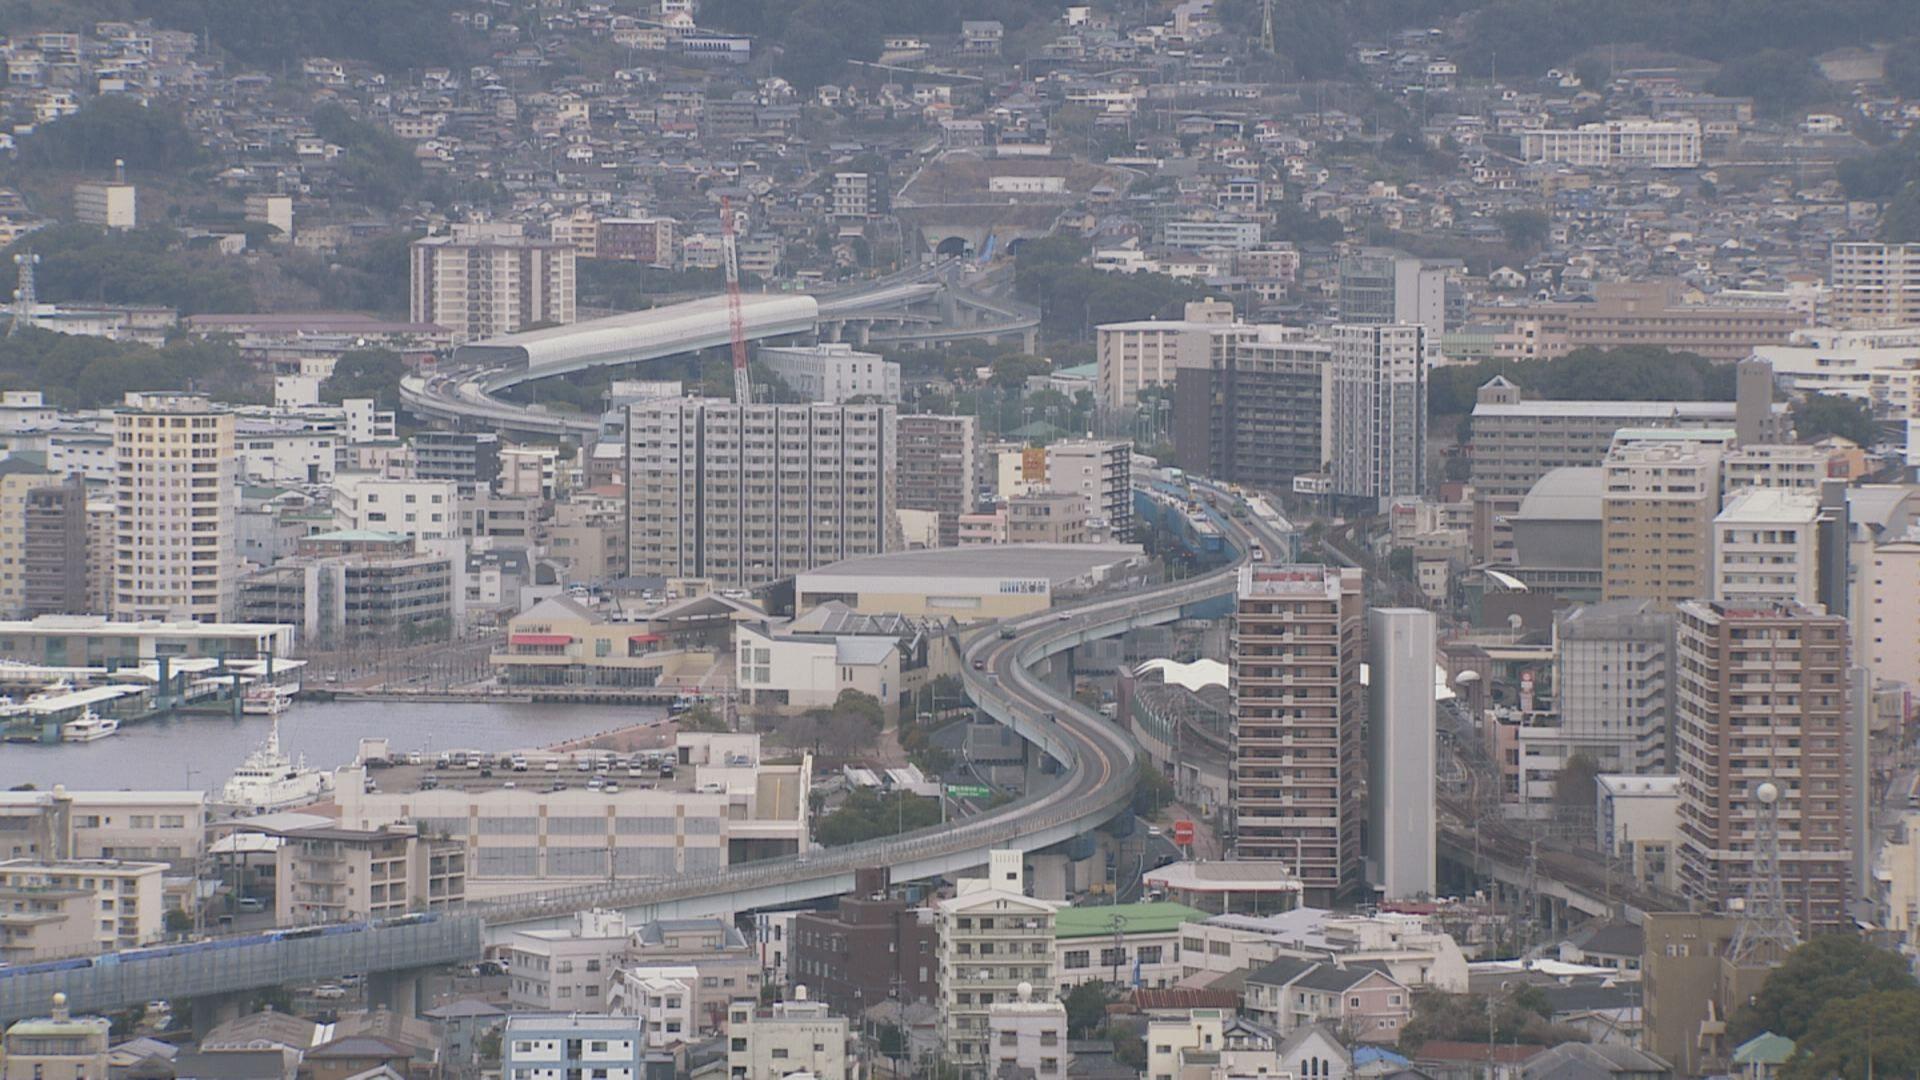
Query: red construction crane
[[720, 195, 751, 405]]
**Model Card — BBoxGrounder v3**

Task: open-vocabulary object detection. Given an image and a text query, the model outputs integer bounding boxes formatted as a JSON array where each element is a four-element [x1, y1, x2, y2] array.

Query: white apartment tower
[[112, 392, 237, 623], [409, 223, 577, 344], [1366, 607, 1436, 901], [935, 850, 1060, 1074], [1328, 323, 1426, 508], [626, 399, 896, 589]]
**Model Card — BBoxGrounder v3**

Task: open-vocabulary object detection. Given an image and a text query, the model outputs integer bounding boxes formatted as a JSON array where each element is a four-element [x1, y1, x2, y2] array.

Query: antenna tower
[[1259, 0, 1276, 55], [1728, 780, 1801, 967], [9, 251, 37, 337], [720, 195, 751, 405]]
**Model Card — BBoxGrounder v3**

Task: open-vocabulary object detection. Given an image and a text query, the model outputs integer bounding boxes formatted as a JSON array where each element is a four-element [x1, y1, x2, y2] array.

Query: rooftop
[[797, 543, 1144, 585], [1055, 901, 1206, 939]]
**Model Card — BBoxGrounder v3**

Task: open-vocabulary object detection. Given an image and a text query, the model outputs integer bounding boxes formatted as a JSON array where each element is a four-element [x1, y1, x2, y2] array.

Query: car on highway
[[972, 658, 986, 670]]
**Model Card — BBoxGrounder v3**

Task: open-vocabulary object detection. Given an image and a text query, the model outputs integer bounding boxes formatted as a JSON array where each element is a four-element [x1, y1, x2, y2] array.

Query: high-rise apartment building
[[1601, 440, 1722, 606], [1674, 601, 1855, 934], [626, 399, 895, 589], [1095, 300, 1236, 408], [934, 851, 1059, 1073], [21, 475, 91, 617], [1046, 438, 1131, 540], [1173, 325, 1329, 488], [1830, 241, 1920, 328], [112, 392, 237, 623], [409, 223, 577, 344], [1366, 607, 1435, 901], [0, 459, 54, 617], [1327, 323, 1426, 507], [1712, 488, 1822, 609], [1338, 249, 1447, 336], [897, 414, 980, 547], [1231, 564, 1366, 906], [1553, 599, 1675, 773]]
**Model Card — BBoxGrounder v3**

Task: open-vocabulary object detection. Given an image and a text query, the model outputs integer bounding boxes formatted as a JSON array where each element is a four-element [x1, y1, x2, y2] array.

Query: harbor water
[[0, 699, 661, 794]]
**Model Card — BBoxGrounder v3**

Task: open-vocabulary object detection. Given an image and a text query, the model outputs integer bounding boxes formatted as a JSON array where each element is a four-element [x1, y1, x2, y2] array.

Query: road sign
[[945, 784, 992, 800], [1172, 820, 1196, 846]]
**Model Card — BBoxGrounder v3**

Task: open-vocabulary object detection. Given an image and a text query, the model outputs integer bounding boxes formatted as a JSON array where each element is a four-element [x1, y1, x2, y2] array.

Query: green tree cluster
[[1732, 935, 1916, 1043], [1429, 346, 1737, 418], [0, 328, 262, 408], [319, 348, 405, 411], [142, 0, 481, 71], [1703, 50, 1831, 119], [1458, 0, 1920, 78], [700, 0, 1064, 88], [1400, 987, 1581, 1051], [10, 94, 201, 175], [311, 104, 422, 211], [1791, 393, 1879, 447], [8, 224, 257, 314], [814, 787, 942, 846], [1013, 234, 1210, 341]]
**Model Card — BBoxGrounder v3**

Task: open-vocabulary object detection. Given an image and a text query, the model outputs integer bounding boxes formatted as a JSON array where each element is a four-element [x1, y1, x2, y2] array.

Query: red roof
[[629, 632, 664, 643], [509, 633, 573, 647]]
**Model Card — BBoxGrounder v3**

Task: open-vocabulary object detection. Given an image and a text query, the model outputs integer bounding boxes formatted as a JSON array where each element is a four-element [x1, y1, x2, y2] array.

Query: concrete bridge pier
[[1022, 327, 1038, 353], [190, 991, 251, 1040], [366, 968, 427, 1018]]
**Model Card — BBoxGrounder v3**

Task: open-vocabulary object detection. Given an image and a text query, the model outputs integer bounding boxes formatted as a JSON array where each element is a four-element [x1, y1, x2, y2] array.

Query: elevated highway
[[401, 261, 1038, 436]]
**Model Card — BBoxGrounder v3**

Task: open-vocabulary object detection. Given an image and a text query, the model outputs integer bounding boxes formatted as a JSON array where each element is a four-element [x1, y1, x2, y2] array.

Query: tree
[[814, 788, 942, 846], [832, 689, 886, 730], [1792, 393, 1878, 447], [1883, 181, 1920, 243], [1784, 989, 1920, 1080], [1063, 982, 1111, 1038], [678, 703, 728, 733], [476, 1027, 503, 1063], [320, 349, 406, 410], [1553, 753, 1600, 813], [163, 908, 195, 935], [1498, 210, 1552, 252], [1706, 50, 1830, 119], [12, 95, 202, 175], [1732, 935, 1917, 1043]]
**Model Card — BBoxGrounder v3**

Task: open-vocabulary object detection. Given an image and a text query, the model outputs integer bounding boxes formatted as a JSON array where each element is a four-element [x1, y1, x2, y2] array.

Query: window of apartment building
[[1063, 950, 1089, 969]]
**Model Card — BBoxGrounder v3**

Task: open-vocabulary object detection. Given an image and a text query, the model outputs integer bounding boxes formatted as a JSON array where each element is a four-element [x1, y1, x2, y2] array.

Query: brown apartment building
[[789, 868, 936, 1016], [1673, 601, 1855, 934], [1230, 564, 1366, 906]]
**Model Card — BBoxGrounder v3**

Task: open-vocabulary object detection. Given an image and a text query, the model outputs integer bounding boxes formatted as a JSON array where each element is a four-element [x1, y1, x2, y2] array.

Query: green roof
[[1733, 1033, 1795, 1066], [1054, 901, 1206, 939]]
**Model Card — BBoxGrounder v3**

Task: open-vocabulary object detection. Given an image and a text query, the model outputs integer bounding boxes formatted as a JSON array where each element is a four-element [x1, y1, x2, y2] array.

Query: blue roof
[[1355, 1047, 1411, 1067]]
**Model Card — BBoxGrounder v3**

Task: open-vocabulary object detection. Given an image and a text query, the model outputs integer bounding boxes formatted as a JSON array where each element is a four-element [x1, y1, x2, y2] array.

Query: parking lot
[[362, 736, 697, 798]]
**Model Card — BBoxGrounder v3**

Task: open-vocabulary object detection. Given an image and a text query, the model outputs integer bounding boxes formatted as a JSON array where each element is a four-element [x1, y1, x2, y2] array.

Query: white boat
[[221, 717, 334, 812], [61, 711, 120, 742], [242, 685, 296, 716]]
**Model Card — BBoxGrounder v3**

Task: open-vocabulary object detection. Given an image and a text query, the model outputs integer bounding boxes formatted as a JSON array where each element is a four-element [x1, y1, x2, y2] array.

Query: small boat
[[61, 711, 120, 742], [242, 685, 296, 716]]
